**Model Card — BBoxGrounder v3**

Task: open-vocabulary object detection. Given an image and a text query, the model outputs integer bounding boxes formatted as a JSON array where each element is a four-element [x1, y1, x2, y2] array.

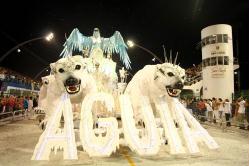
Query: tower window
[[224, 56, 229, 65], [211, 57, 217, 66], [218, 56, 223, 65]]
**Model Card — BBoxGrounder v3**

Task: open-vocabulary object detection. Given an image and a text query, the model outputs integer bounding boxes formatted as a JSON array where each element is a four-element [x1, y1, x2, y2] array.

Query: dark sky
[[0, 0, 248, 89]]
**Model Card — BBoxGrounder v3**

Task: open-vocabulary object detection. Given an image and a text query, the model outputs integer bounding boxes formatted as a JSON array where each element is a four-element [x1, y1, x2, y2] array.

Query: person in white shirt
[[217, 98, 224, 120], [237, 97, 246, 129], [181, 98, 187, 108], [212, 98, 219, 123], [223, 99, 231, 126], [205, 99, 213, 123]]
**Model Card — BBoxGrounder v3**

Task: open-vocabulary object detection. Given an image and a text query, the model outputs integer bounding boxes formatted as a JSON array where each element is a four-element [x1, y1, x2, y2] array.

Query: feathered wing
[[60, 28, 92, 57], [102, 31, 131, 69]]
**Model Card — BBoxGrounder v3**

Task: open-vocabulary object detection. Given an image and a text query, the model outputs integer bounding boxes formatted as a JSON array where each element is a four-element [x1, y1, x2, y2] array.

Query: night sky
[[0, 0, 248, 89]]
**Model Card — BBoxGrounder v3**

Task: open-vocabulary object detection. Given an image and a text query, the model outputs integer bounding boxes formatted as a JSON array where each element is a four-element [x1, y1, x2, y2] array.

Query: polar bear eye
[[167, 72, 174, 77], [44, 80, 49, 85], [58, 68, 65, 73], [75, 65, 81, 70], [181, 76, 185, 79]]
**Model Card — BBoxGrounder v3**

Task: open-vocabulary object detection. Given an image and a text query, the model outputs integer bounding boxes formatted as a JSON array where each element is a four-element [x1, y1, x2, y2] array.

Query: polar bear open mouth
[[166, 86, 181, 97], [64, 80, 81, 94]]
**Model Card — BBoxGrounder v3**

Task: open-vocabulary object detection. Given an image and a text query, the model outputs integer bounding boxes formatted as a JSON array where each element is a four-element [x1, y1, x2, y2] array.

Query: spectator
[[197, 99, 206, 121], [231, 100, 237, 117], [18, 96, 24, 110], [217, 98, 224, 121], [8, 95, 16, 112], [23, 96, 29, 111], [190, 98, 198, 116], [33, 96, 38, 108], [245, 99, 249, 130], [14, 96, 20, 110], [186, 99, 193, 115], [223, 99, 231, 127], [1, 96, 7, 112], [212, 98, 219, 123], [205, 99, 213, 123], [180, 98, 187, 108], [28, 96, 33, 115], [237, 97, 246, 129], [235, 98, 240, 117]]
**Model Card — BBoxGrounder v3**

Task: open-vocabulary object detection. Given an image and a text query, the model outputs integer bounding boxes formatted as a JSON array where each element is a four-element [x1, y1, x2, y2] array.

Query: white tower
[[201, 24, 234, 101]]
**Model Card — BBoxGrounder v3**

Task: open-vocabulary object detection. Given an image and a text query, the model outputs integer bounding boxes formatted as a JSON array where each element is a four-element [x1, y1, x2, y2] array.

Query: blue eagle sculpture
[[60, 28, 131, 69]]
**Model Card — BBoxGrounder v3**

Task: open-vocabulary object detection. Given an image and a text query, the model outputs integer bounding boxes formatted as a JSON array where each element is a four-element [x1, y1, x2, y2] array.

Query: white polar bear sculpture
[[39, 55, 97, 128], [124, 62, 219, 155]]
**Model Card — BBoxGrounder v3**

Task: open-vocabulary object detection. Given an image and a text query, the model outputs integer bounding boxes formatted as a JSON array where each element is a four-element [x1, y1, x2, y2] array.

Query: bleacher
[[184, 64, 202, 86], [0, 67, 41, 92]]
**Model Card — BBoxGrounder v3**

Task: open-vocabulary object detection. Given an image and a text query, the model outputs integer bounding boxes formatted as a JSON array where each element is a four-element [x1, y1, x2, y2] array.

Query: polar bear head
[[154, 63, 185, 97], [38, 76, 49, 108], [39, 75, 62, 112], [50, 55, 88, 97]]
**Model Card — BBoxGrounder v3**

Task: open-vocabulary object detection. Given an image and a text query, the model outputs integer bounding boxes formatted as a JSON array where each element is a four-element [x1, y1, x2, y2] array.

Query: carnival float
[[31, 28, 219, 160]]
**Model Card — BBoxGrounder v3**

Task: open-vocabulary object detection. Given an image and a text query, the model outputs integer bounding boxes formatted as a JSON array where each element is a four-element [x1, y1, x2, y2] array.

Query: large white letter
[[171, 98, 200, 154], [173, 98, 219, 150], [119, 94, 161, 156], [31, 93, 78, 160], [154, 97, 185, 154], [80, 92, 119, 157]]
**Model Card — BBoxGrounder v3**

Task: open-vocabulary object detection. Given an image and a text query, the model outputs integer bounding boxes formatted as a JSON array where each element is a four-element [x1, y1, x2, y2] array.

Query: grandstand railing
[[184, 74, 202, 86]]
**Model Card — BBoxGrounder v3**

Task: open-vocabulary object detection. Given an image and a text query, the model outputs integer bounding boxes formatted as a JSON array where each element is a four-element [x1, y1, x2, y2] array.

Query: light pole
[[127, 40, 163, 63], [0, 32, 54, 63]]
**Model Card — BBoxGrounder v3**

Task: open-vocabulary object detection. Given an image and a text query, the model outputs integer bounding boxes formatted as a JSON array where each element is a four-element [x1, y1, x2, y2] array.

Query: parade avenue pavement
[[0, 119, 248, 166]]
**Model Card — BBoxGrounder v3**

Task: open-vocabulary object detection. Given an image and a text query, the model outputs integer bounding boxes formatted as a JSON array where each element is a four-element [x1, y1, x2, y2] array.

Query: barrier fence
[[193, 112, 249, 131], [0, 109, 26, 123]]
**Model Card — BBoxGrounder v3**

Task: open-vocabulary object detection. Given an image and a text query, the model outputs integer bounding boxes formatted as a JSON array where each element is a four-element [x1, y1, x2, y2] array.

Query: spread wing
[[60, 28, 92, 57], [102, 31, 131, 69]]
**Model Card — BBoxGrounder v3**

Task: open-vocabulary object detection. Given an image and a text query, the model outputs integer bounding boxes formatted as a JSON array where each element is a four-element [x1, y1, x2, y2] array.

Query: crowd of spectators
[[0, 94, 38, 117], [0, 67, 41, 91], [180, 96, 249, 130], [184, 64, 202, 86]]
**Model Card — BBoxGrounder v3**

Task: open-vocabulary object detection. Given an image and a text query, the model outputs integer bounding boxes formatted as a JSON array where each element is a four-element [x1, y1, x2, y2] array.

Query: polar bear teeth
[[65, 84, 80, 94], [166, 88, 181, 97]]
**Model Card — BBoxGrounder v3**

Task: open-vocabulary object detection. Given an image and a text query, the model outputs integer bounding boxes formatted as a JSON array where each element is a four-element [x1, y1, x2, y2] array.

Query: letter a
[[31, 93, 78, 160]]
